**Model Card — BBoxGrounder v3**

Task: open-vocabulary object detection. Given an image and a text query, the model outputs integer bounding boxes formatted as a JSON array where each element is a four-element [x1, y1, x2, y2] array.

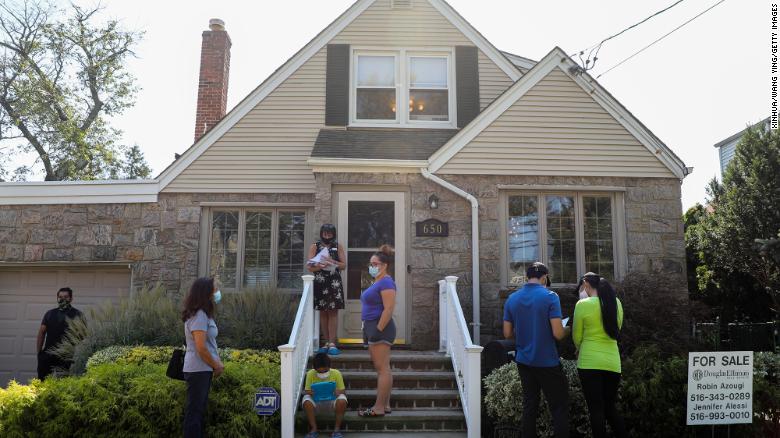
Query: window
[[504, 192, 622, 285], [206, 208, 309, 291], [352, 50, 453, 126]]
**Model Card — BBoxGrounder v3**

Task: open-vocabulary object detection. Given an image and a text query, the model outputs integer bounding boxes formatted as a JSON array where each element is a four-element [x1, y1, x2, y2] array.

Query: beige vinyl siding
[[478, 50, 514, 110], [440, 67, 675, 177], [165, 0, 518, 192], [164, 49, 327, 193]]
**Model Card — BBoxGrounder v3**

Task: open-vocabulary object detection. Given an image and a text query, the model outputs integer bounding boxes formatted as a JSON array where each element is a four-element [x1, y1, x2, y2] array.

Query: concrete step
[[347, 389, 461, 410], [295, 409, 467, 433], [341, 370, 457, 390], [323, 351, 453, 372]]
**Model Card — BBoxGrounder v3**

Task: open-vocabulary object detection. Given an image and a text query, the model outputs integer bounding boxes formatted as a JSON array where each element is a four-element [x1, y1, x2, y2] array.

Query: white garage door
[[0, 265, 130, 387]]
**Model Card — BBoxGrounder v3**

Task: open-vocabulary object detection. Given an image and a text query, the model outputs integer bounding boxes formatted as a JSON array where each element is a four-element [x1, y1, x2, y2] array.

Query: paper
[[308, 248, 330, 265], [562, 317, 570, 327]]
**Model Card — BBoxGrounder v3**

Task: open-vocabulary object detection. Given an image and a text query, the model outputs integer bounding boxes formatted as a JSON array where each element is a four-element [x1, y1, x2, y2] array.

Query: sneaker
[[327, 346, 341, 356], [304, 432, 318, 438], [317, 346, 328, 354], [331, 431, 344, 438]]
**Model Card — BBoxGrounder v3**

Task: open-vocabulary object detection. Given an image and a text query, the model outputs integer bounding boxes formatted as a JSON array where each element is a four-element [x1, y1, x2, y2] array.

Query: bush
[[86, 345, 281, 369], [50, 285, 183, 375], [483, 360, 590, 437], [218, 286, 299, 350], [53, 284, 300, 375], [483, 349, 780, 438], [0, 348, 282, 438]]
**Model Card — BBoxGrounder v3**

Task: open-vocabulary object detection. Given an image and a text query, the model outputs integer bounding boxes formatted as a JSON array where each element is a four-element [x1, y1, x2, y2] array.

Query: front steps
[[295, 351, 467, 434]]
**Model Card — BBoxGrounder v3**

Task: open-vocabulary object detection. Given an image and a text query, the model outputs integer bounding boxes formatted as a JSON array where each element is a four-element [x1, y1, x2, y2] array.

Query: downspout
[[420, 168, 481, 344]]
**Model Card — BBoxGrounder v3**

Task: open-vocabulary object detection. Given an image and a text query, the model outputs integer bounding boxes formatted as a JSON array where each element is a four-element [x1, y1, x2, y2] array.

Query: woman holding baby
[[307, 223, 346, 356]]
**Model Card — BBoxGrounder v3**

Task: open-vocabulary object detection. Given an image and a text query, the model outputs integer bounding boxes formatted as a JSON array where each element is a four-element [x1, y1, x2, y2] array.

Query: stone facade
[[0, 193, 314, 293], [315, 172, 687, 349]]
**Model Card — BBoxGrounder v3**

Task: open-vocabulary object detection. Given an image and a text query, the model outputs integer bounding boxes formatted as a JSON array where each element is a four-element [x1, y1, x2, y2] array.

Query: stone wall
[[315, 173, 687, 348], [0, 193, 314, 293]]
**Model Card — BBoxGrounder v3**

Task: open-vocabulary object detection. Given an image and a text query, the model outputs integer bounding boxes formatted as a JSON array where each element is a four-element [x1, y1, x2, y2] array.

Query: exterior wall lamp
[[429, 194, 439, 209]]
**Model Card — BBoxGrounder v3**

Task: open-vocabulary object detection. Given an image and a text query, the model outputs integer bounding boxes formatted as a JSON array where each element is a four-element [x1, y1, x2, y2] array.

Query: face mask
[[213, 290, 222, 304], [321, 235, 334, 244], [579, 290, 589, 300], [368, 266, 380, 278], [57, 298, 71, 310], [316, 371, 330, 379]]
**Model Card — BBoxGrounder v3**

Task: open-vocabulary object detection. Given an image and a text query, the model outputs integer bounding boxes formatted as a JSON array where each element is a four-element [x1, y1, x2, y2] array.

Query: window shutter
[[455, 46, 480, 128], [326, 44, 350, 126]]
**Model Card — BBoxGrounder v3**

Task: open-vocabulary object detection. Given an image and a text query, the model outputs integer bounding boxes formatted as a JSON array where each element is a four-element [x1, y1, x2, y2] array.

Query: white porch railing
[[439, 276, 483, 438], [278, 274, 319, 438]]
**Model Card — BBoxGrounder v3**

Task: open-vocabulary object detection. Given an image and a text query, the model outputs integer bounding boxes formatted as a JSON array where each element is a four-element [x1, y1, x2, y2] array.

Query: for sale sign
[[687, 352, 753, 425]]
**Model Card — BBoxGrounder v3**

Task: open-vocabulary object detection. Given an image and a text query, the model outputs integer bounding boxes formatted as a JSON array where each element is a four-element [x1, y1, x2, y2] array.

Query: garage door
[[0, 265, 130, 387]]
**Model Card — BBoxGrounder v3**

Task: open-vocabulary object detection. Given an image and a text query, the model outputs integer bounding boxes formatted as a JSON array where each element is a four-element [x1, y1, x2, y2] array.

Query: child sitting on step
[[302, 352, 348, 438]]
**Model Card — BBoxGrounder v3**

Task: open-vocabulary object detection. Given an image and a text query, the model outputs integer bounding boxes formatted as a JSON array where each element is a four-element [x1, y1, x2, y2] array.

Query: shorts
[[301, 393, 348, 412], [362, 318, 396, 346]]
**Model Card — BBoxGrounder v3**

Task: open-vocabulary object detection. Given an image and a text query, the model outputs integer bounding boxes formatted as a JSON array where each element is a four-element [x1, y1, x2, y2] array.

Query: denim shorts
[[362, 318, 396, 346]]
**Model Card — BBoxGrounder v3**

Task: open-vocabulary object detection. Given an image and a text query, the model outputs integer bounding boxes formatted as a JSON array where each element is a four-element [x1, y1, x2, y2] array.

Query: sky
[[11, 0, 767, 208]]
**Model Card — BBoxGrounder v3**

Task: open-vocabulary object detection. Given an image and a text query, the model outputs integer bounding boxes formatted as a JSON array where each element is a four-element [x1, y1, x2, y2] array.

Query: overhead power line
[[574, 0, 687, 71], [596, 0, 727, 78]]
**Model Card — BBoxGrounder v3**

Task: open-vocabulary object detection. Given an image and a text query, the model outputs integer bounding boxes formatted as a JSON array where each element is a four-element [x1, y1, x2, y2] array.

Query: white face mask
[[579, 289, 589, 300], [316, 371, 330, 379]]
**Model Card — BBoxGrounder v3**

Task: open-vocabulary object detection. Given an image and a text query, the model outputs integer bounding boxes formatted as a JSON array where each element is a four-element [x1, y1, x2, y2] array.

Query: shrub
[[0, 350, 281, 438], [483, 360, 590, 437], [218, 286, 299, 350], [86, 345, 282, 369], [51, 285, 183, 375]]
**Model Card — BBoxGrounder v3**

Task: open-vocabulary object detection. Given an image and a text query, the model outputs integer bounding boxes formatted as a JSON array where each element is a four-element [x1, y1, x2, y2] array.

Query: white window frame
[[499, 190, 627, 287], [350, 47, 456, 129], [200, 207, 313, 292]]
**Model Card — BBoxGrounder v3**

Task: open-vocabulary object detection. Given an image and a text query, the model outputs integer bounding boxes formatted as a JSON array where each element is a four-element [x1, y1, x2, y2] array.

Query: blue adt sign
[[254, 388, 280, 416]]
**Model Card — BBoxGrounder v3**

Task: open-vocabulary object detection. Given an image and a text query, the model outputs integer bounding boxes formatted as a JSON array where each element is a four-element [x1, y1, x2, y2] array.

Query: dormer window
[[351, 49, 454, 127]]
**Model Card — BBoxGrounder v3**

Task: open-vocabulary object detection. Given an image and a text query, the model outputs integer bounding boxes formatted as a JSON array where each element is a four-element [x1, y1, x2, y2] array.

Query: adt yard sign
[[687, 352, 753, 425], [254, 387, 280, 416]]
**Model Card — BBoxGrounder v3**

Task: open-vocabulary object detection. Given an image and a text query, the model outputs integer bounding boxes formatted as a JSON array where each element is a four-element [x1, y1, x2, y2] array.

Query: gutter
[[420, 168, 481, 344]]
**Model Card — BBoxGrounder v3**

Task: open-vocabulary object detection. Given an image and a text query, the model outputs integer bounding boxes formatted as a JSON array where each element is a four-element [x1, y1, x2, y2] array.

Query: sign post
[[687, 351, 753, 427], [255, 387, 280, 416]]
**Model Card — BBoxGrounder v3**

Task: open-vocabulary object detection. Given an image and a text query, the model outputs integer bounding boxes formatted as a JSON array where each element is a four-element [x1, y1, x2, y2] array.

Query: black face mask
[[57, 297, 72, 310], [321, 235, 334, 244]]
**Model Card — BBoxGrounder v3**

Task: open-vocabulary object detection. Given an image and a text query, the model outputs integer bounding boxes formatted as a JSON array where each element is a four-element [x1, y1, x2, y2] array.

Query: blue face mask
[[368, 266, 380, 278], [213, 290, 222, 304]]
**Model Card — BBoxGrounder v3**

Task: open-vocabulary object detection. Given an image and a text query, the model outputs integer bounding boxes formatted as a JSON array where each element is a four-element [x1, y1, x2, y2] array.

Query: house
[[714, 117, 770, 175], [0, 0, 690, 386]]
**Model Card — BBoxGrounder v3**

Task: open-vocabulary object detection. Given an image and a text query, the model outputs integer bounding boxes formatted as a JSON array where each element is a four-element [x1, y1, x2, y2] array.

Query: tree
[[0, 0, 148, 181], [109, 144, 151, 180], [693, 125, 780, 321]]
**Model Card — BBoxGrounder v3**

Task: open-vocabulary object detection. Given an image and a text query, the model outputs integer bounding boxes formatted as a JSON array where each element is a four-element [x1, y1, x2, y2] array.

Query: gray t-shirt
[[184, 309, 219, 373]]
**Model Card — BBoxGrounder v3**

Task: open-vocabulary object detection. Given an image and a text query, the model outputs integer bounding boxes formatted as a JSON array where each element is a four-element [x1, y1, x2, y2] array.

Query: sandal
[[304, 432, 318, 438], [331, 432, 344, 438], [358, 407, 385, 417]]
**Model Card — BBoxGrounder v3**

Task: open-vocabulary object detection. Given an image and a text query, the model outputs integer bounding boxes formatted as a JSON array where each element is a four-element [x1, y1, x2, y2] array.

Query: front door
[[337, 192, 406, 344]]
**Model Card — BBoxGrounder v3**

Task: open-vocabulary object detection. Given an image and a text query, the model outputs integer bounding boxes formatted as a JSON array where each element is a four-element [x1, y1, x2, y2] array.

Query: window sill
[[350, 121, 456, 129]]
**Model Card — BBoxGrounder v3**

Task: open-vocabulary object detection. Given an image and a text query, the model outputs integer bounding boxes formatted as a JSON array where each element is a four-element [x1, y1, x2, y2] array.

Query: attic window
[[390, 0, 412, 9]]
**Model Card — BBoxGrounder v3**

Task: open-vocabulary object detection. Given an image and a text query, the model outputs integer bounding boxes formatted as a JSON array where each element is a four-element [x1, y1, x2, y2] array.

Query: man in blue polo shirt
[[504, 262, 570, 438]]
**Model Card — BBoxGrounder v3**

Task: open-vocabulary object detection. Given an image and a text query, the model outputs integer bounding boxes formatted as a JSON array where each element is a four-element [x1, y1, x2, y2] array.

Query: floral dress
[[313, 240, 345, 311]]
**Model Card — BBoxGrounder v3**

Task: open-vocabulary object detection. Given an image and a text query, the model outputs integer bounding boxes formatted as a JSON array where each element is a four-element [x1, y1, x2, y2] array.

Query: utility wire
[[596, 0, 727, 78], [573, 0, 686, 71]]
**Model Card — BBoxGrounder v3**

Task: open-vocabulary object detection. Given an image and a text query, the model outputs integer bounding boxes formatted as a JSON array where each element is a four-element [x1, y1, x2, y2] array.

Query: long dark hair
[[596, 278, 620, 340], [575, 272, 600, 298], [181, 277, 215, 322]]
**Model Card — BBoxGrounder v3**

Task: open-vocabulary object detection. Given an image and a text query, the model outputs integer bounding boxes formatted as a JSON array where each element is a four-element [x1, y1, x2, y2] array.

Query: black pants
[[516, 363, 569, 438], [578, 369, 627, 438], [183, 371, 213, 438], [37, 351, 71, 380]]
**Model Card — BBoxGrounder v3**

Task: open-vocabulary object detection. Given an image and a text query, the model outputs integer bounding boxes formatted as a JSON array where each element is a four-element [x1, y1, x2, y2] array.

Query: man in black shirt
[[36, 287, 83, 379]]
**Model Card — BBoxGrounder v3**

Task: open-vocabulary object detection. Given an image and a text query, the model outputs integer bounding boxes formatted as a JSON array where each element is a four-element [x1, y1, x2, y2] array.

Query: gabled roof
[[713, 117, 770, 148], [427, 46, 689, 179], [155, 0, 523, 190]]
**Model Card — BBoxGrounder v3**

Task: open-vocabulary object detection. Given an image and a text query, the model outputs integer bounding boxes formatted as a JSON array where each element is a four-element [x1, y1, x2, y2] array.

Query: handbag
[[166, 348, 185, 380]]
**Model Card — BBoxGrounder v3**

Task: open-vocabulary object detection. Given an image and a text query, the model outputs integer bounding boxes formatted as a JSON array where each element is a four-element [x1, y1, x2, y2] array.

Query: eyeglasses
[[368, 262, 384, 268]]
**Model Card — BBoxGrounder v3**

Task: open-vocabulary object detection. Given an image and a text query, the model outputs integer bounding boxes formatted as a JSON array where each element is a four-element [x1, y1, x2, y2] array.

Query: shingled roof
[[311, 128, 459, 160]]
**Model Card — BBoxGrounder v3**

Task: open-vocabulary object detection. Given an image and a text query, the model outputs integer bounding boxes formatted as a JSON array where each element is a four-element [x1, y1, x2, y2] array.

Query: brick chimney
[[194, 18, 231, 142]]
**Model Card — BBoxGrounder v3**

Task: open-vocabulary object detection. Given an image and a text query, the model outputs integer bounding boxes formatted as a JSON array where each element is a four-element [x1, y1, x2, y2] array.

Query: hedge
[[0, 347, 281, 438]]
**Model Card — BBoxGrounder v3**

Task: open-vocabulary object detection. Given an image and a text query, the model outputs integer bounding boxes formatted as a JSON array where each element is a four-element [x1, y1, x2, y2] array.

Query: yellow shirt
[[572, 297, 624, 373]]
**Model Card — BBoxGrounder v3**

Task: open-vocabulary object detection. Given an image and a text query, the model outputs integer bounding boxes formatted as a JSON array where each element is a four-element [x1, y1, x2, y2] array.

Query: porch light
[[428, 194, 439, 209]]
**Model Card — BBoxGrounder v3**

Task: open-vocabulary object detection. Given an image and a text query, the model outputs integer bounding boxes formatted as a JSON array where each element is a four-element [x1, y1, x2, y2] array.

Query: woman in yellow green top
[[572, 273, 627, 438]]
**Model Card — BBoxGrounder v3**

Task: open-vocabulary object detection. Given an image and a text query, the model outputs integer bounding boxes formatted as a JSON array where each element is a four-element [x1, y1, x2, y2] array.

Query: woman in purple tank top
[[357, 244, 397, 417]]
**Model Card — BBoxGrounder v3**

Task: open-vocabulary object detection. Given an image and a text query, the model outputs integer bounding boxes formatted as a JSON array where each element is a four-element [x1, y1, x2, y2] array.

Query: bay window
[[352, 49, 453, 126], [503, 192, 625, 285], [205, 208, 309, 291]]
